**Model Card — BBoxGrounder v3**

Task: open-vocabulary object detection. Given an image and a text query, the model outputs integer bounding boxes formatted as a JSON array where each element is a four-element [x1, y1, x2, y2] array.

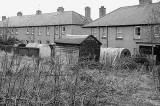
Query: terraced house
[[83, 0, 160, 61], [0, 7, 92, 44]]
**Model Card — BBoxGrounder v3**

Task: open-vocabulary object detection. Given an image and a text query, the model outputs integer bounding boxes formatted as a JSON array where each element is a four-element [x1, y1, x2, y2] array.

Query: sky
[[0, 0, 160, 20]]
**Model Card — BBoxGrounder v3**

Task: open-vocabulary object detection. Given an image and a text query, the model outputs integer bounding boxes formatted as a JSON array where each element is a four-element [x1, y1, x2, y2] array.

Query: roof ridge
[[119, 2, 160, 9], [84, 2, 160, 27], [7, 11, 74, 18], [83, 7, 122, 27]]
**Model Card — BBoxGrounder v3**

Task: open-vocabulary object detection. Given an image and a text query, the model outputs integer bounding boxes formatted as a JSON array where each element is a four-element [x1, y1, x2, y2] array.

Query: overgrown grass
[[0, 51, 159, 106]]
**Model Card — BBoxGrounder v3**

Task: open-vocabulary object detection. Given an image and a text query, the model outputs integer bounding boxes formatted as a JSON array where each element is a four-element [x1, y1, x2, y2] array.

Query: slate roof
[[0, 11, 92, 27], [54, 35, 101, 45], [84, 2, 160, 27]]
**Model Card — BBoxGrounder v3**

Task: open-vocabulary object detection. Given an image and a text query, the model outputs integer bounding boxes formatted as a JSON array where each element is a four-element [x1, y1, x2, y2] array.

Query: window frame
[[61, 26, 65, 35], [38, 27, 42, 36], [38, 40, 42, 44], [46, 40, 50, 44], [15, 28, 18, 35], [55, 26, 59, 35], [31, 27, 35, 35], [91, 28, 97, 36], [116, 27, 123, 40], [154, 25, 160, 37], [26, 27, 30, 35], [11, 28, 14, 35], [54, 26, 59, 39], [46, 27, 50, 36], [101, 27, 107, 39], [134, 26, 141, 39], [0, 30, 2, 36]]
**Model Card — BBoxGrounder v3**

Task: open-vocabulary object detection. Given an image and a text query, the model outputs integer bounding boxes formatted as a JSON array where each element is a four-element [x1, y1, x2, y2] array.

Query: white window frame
[[38, 27, 42, 36], [0, 30, 2, 36], [31, 27, 34, 35], [116, 27, 123, 39], [54, 26, 59, 39], [15, 28, 18, 35], [26, 28, 30, 35], [92, 28, 97, 35], [134, 26, 141, 39], [154, 25, 160, 37], [46, 27, 50, 36], [11, 28, 14, 35], [101, 27, 107, 39], [61, 26, 65, 35]]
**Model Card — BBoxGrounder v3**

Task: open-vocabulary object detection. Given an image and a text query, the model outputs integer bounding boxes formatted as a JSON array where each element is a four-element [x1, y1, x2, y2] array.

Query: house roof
[[84, 2, 160, 27], [54, 34, 101, 45], [0, 11, 92, 27]]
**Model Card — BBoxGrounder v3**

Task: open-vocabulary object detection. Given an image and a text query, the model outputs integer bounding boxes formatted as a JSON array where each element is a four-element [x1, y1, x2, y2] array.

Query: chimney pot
[[139, 0, 152, 5], [2, 16, 6, 21], [57, 7, 64, 12], [85, 6, 91, 19], [36, 10, 42, 15], [99, 6, 106, 18], [17, 12, 22, 16]]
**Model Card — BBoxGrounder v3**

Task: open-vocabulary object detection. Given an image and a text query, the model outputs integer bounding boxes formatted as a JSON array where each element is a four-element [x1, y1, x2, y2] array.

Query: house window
[[101, 27, 107, 39], [0, 30, 2, 36], [154, 26, 160, 37], [26, 40, 29, 44], [116, 27, 123, 40], [15, 28, 18, 35], [26, 28, 30, 35], [55, 26, 59, 35], [38, 40, 42, 44], [54, 26, 59, 39], [61, 26, 65, 35], [38, 27, 42, 36], [46, 27, 50, 36], [91, 28, 97, 37], [11, 28, 14, 35], [31, 27, 34, 35], [46, 40, 50, 44], [134, 26, 141, 39]]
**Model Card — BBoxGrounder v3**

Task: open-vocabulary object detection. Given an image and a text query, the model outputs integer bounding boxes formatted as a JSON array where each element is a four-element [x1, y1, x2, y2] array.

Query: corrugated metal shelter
[[54, 35, 102, 64], [100, 47, 131, 65]]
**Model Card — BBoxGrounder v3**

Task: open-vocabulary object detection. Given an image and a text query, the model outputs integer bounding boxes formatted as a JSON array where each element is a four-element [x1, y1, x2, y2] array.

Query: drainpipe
[[107, 27, 109, 47], [98, 27, 100, 41]]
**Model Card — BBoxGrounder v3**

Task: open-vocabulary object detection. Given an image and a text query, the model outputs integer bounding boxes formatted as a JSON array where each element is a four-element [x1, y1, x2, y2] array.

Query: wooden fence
[[0, 44, 13, 53], [13, 47, 39, 57]]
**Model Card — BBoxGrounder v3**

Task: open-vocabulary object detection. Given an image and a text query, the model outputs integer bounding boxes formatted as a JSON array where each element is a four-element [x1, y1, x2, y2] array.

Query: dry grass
[[0, 51, 159, 106]]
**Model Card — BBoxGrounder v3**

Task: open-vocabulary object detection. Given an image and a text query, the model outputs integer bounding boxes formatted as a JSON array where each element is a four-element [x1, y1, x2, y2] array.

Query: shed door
[[80, 37, 100, 61]]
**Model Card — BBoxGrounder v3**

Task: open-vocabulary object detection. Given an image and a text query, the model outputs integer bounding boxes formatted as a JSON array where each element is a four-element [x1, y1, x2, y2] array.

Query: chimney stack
[[2, 16, 6, 21], [139, 0, 152, 5], [17, 11, 22, 16], [36, 10, 42, 15], [85, 6, 91, 19], [57, 7, 64, 12], [99, 6, 106, 18]]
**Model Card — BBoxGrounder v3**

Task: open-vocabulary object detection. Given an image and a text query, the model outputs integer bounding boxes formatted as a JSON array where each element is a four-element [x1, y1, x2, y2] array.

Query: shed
[[26, 43, 51, 58], [54, 35, 102, 64]]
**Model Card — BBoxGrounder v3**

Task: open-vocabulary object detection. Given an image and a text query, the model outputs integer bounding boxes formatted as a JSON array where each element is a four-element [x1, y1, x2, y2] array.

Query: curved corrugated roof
[[0, 11, 92, 27], [84, 2, 160, 27]]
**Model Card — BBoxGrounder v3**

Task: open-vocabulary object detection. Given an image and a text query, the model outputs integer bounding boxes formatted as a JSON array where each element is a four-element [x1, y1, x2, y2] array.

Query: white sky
[[0, 0, 160, 20]]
